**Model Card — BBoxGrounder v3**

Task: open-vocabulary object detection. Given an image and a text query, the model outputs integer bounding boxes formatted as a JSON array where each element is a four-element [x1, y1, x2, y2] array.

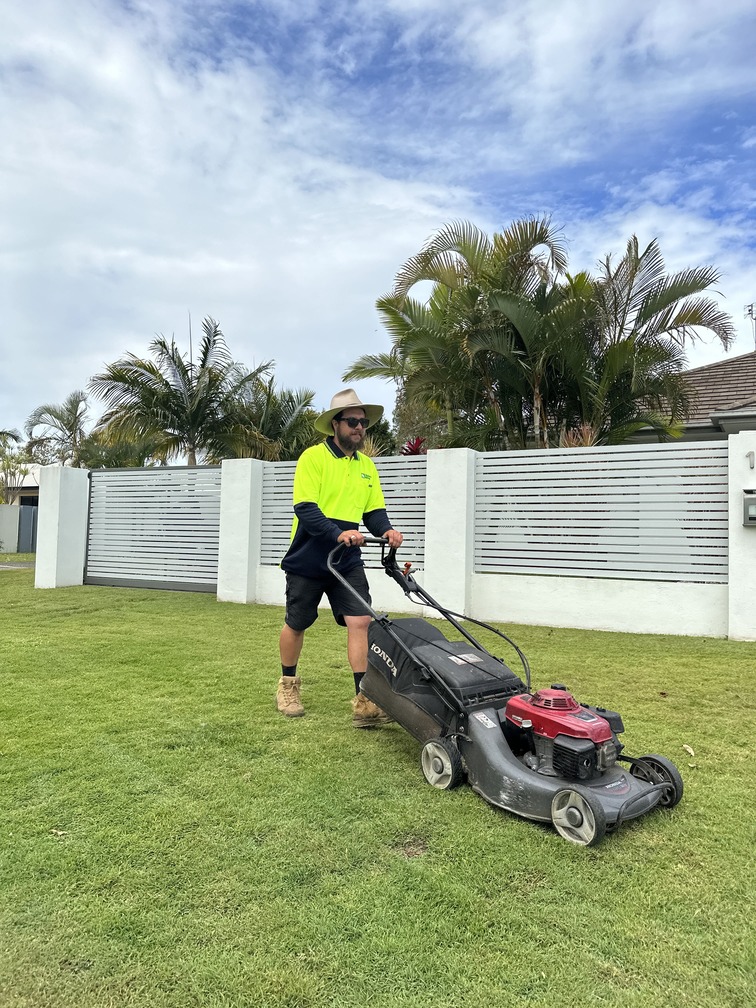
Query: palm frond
[[342, 352, 404, 382], [491, 215, 569, 281], [393, 220, 492, 297]]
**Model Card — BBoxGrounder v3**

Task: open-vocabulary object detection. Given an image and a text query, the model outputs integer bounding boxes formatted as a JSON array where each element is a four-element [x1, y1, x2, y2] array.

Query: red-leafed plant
[[401, 436, 427, 455]]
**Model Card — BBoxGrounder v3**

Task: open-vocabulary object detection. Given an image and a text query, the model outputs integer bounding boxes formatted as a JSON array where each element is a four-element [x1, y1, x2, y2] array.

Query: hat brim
[[315, 403, 384, 436]]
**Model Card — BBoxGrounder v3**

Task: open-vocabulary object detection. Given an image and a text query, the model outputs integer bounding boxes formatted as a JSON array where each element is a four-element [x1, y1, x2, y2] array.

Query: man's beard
[[335, 429, 366, 453]]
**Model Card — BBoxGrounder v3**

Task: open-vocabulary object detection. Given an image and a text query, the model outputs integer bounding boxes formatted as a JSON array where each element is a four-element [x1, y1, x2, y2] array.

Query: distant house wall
[[4, 464, 41, 507], [0, 504, 38, 552]]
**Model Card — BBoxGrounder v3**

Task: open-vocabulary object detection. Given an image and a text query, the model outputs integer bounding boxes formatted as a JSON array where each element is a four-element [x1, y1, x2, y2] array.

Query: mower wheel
[[630, 754, 684, 808], [551, 786, 607, 847], [420, 738, 464, 790]]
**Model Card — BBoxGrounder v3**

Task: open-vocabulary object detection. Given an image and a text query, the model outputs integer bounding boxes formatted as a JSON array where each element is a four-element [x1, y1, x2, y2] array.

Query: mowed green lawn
[[0, 566, 753, 1008]]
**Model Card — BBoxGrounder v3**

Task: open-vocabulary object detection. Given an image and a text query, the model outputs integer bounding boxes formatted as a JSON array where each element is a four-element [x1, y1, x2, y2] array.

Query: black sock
[[282, 664, 298, 677], [354, 672, 365, 695]]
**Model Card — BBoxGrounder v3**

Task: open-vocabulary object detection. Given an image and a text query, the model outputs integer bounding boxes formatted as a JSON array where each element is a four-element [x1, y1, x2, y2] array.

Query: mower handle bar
[[327, 536, 511, 648], [326, 535, 399, 576], [326, 536, 532, 690], [349, 535, 396, 547], [325, 537, 398, 623], [325, 537, 531, 690]]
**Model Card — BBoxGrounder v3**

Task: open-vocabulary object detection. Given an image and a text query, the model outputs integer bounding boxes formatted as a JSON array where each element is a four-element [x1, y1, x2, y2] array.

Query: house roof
[[683, 351, 756, 428]]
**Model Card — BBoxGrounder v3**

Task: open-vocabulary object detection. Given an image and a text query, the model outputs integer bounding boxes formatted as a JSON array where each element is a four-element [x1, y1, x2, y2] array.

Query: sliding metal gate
[[85, 467, 222, 591]]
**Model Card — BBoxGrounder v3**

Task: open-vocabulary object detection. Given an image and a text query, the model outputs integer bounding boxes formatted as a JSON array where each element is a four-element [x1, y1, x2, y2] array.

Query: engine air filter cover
[[532, 688, 581, 711], [505, 691, 614, 743]]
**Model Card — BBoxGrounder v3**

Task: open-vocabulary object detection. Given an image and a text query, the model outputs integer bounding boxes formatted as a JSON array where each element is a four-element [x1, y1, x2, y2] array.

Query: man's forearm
[[294, 501, 343, 540], [363, 508, 392, 538]]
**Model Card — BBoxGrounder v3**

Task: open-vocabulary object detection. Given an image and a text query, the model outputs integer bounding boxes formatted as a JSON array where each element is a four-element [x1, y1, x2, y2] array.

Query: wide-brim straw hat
[[315, 388, 384, 435]]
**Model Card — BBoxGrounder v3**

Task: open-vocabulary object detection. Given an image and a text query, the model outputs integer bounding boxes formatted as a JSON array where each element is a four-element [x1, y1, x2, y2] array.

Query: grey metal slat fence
[[474, 442, 729, 582], [82, 443, 729, 593], [85, 467, 222, 591], [260, 455, 428, 567]]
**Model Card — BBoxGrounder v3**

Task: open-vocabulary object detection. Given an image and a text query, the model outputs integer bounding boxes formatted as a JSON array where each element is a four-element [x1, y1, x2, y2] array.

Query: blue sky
[[3, 0, 756, 435]]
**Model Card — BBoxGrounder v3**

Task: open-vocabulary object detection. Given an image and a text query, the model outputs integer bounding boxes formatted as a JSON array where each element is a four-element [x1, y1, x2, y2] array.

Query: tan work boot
[[352, 692, 393, 728], [276, 675, 304, 717]]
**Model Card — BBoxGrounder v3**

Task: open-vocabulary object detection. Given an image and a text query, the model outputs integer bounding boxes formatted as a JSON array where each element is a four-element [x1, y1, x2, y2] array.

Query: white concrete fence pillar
[[727, 432, 756, 641], [216, 458, 265, 603], [34, 466, 90, 588], [423, 448, 477, 616]]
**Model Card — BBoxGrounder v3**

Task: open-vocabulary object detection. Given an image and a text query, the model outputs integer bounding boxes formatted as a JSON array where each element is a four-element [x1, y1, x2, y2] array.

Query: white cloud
[[2, 0, 755, 436]]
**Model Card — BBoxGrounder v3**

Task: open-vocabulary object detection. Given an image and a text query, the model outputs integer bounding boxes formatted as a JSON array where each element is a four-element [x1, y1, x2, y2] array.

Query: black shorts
[[284, 567, 372, 630]]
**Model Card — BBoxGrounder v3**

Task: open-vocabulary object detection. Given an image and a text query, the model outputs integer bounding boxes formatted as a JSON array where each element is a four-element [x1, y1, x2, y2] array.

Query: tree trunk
[[445, 395, 454, 437], [533, 388, 542, 449]]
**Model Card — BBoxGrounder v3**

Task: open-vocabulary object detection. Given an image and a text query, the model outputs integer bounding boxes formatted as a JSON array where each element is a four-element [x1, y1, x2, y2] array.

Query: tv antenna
[[746, 304, 756, 350]]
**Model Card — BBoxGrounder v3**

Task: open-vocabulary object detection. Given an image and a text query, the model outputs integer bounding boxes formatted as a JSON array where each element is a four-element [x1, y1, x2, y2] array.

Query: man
[[277, 388, 403, 726]]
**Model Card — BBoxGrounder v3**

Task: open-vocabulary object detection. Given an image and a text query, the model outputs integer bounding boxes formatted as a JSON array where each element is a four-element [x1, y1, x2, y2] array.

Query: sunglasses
[[338, 416, 369, 429]]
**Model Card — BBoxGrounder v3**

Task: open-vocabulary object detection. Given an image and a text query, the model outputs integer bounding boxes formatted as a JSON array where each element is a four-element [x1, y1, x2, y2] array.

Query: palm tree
[[484, 238, 734, 447], [578, 335, 691, 444], [570, 237, 735, 444], [477, 275, 596, 448], [391, 216, 568, 298], [347, 216, 569, 449], [358, 220, 736, 450], [375, 286, 484, 437], [25, 390, 90, 465], [232, 379, 319, 462], [77, 430, 167, 469], [593, 236, 734, 350], [89, 318, 275, 465], [0, 430, 28, 505]]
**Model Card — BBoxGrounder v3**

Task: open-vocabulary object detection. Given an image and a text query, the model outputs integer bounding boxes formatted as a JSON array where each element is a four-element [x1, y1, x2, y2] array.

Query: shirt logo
[[361, 473, 371, 480]]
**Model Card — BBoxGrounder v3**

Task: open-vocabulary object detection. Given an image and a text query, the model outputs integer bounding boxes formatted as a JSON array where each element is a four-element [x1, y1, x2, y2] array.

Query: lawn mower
[[328, 538, 683, 846]]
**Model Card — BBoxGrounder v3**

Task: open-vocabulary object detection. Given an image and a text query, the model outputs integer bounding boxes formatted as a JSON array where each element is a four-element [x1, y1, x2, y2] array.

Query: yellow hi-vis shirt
[[281, 438, 389, 576]]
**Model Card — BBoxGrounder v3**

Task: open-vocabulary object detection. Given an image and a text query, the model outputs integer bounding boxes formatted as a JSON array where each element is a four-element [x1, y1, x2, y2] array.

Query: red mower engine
[[504, 685, 624, 781]]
